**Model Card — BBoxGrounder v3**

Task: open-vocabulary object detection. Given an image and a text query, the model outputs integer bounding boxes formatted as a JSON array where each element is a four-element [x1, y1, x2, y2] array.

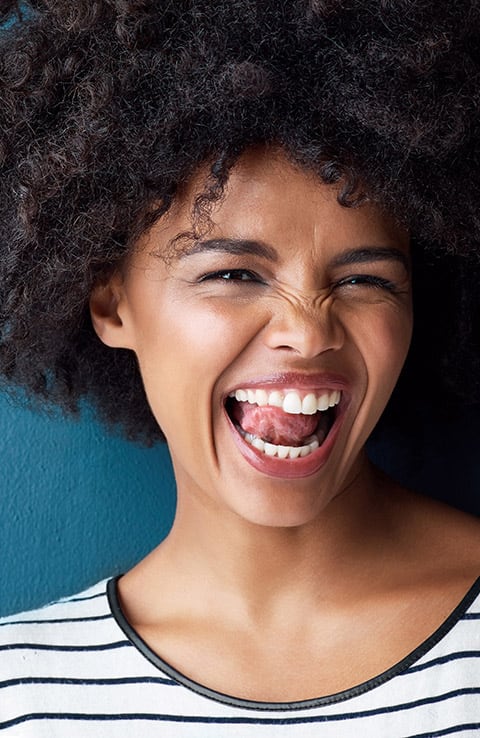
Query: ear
[[89, 272, 135, 350]]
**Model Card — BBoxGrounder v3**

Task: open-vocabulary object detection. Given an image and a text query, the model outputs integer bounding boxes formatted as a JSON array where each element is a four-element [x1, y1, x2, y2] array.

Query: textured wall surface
[[0, 393, 176, 617]]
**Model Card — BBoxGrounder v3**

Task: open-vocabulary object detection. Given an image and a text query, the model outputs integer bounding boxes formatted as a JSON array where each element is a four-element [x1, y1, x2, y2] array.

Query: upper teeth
[[228, 388, 341, 415]]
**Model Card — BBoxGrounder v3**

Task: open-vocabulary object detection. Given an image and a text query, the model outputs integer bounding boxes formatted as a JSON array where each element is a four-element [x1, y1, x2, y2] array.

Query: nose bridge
[[264, 288, 344, 358]]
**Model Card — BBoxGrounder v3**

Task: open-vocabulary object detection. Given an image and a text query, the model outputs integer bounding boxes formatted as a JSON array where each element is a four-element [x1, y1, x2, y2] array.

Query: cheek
[[354, 303, 413, 399], [339, 304, 412, 454], [132, 299, 264, 431]]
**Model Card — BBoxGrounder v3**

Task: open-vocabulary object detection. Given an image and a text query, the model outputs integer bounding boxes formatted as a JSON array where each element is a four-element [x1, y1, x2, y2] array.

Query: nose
[[263, 294, 345, 359]]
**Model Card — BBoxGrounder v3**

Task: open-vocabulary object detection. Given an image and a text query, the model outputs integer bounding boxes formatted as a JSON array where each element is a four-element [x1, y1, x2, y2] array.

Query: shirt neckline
[[107, 573, 480, 712]]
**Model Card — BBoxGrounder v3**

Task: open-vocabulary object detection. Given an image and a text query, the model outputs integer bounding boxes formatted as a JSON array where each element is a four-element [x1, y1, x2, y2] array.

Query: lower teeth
[[239, 429, 322, 459]]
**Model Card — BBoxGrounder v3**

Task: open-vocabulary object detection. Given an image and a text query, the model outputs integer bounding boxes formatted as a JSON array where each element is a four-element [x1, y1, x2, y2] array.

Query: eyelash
[[334, 275, 397, 291], [198, 269, 263, 283]]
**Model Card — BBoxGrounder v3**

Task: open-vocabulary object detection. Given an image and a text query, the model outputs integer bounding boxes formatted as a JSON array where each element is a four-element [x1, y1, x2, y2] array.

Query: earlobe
[[89, 276, 134, 349]]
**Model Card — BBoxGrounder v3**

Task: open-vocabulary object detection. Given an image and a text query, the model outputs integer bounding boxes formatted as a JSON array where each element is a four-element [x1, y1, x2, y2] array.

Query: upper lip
[[224, 372, 351, 397]]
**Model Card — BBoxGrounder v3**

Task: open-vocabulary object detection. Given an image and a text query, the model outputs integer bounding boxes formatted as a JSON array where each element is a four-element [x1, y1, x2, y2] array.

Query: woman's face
[[92, 148, 412, 527]]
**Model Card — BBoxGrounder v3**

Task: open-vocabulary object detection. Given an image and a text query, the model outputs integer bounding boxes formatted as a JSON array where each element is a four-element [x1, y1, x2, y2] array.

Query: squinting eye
[[199, 269, 263, 283], [335, 275, 397, 291]]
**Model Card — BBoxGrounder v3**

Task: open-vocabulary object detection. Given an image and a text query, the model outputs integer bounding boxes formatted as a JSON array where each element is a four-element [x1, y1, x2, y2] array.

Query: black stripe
[[2, 688, 479, 729], [0, 640, 131, 653], [0, 589, 107, 625], [0, 614, 112, 628], [461, 613, 480, 620], [405, 724, 480, 737], [0, 676, 177, 689], [64, 590, 106, 603], [402, 650, 480, 674]]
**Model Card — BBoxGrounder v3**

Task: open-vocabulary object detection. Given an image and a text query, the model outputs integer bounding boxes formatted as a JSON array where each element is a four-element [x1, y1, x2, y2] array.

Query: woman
[[1, 1, 480, 735]]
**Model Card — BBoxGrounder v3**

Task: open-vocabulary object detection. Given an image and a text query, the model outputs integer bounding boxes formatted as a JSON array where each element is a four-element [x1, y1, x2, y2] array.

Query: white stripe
[[0, 579, 479, 738]]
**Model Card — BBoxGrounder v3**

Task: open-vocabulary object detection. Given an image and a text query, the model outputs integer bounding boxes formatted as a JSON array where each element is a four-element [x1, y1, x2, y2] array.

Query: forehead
[[140, 147, 409, 260]]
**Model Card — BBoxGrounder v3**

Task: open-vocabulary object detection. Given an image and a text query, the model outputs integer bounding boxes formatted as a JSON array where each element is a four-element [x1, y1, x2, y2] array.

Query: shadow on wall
[[0, 392, 176, 617], [368, 405, 480, 520]]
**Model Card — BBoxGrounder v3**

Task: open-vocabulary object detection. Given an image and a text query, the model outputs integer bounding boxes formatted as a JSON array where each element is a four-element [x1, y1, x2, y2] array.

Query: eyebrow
[[180, 238, 409, 271], [180, 238, 278, 261], [330, 247, 410, 272]]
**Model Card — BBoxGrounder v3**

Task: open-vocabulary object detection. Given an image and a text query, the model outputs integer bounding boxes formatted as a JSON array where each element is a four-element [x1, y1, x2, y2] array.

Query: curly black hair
[[0, 0, 479, 444]]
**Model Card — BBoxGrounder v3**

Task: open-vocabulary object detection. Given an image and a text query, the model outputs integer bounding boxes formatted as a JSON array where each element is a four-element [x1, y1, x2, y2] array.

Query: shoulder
[[0, 578, 144, 733], [405, 489, 480, 561], [386, 483, 480, 599], [0, 579, 119, 668], [0, 579, 111, 635]]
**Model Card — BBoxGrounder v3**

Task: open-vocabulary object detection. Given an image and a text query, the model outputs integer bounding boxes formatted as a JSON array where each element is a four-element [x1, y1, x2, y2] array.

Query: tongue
[[231, 401, 319, 446]]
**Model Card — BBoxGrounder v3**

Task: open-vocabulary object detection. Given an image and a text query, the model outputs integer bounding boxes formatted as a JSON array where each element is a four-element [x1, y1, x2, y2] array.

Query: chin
[[237, 508, 325, 530], [228, 485, 333, 529]]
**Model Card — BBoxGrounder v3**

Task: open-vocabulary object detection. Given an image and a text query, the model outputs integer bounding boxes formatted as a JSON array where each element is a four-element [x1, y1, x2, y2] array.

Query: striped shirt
[[1, 577, 480, 737]]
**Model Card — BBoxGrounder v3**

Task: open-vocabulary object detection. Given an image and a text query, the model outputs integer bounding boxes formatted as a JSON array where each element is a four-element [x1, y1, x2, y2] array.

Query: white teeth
[[282, 392, 303, 414], [230, 387, 342, 414], [264, 442, 277, 457], [268, 390, 283, 407], [255, 389, 268, 406], [288, 446, 302, 459], [251, 437, 265, 452], [317, 395, 330, 411], [329, 390, 341, 407], [302, 393, 318, 415], [239, 427, 321, 459]]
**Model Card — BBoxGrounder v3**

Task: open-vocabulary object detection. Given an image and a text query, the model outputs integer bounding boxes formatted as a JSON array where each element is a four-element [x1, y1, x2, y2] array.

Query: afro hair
[[0, 0, 479, 443]]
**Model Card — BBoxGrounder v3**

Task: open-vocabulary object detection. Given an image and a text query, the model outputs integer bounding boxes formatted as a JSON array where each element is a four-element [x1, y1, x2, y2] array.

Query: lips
[[223, 373, 349, 479]]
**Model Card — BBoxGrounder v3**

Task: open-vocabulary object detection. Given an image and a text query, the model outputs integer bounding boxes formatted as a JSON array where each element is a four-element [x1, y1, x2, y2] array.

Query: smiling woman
[[91, 150, 413, 527], [1, 1, 480, 736]]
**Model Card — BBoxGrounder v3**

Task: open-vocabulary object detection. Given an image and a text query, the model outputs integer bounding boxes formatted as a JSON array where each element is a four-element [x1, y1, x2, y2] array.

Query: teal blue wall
[[0, 393, 176, 617]]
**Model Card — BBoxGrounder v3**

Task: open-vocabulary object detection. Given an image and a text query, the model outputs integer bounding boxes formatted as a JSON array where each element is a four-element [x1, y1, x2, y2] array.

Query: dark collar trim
[[107, 574, 480, 712]]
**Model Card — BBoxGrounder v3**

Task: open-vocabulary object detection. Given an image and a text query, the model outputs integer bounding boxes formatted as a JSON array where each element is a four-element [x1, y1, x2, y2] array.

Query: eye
[[334, 274, 397, 291], [198, 269, 264, 283]]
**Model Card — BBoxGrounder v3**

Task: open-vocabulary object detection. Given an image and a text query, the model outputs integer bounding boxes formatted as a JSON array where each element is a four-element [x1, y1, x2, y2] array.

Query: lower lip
[[225, 406, 346, 480]]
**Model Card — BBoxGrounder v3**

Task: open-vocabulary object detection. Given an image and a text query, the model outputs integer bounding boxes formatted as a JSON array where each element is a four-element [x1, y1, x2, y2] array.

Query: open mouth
[[225, 388, 341, 461]]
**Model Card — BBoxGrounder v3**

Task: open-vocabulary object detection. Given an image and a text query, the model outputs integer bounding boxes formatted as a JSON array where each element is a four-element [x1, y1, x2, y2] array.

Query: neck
[[122, 459, 403, 624]]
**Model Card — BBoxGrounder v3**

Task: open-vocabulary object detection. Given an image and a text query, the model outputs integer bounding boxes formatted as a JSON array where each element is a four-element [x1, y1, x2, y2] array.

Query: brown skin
[[90, 148, 480, 702]]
